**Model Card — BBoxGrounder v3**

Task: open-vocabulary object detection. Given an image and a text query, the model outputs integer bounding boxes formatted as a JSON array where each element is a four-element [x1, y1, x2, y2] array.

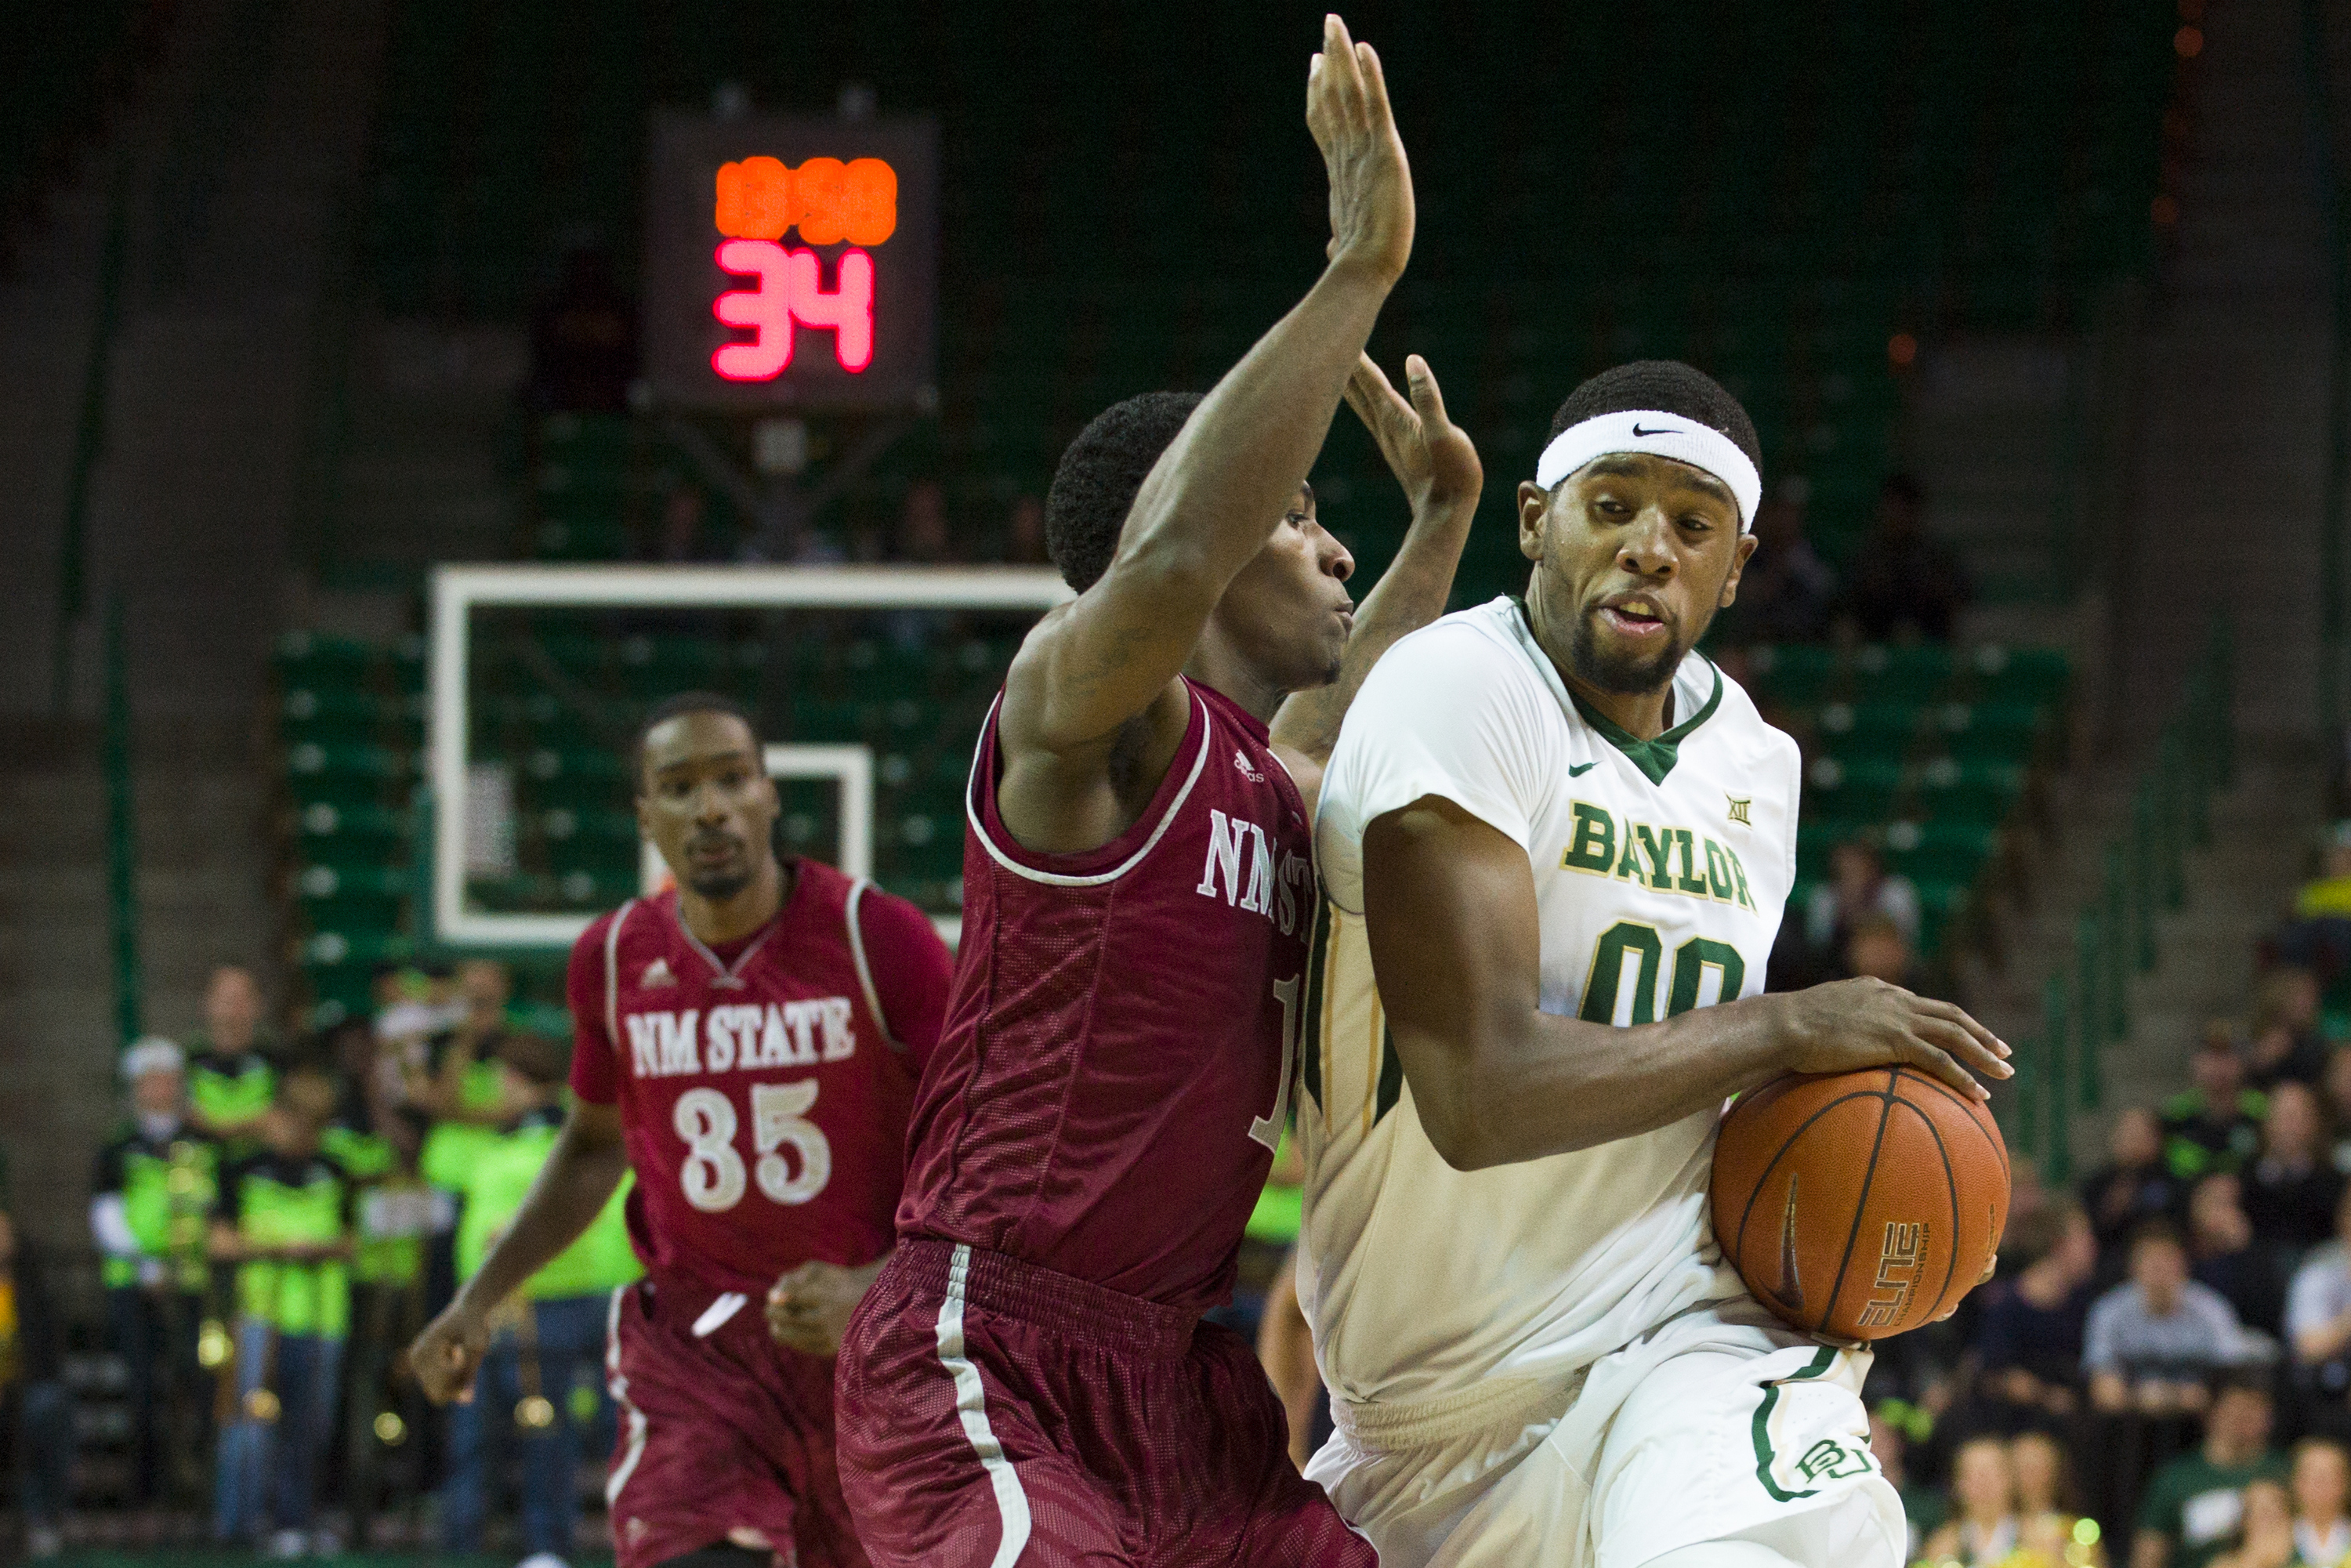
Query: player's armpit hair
[[1546, 360, 1762, 472], [1045, 391, 1204, 592]]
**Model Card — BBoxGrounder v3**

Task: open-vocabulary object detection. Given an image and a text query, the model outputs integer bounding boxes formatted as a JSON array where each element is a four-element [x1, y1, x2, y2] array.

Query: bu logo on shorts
[[1794, 1439, 1871, 1485]]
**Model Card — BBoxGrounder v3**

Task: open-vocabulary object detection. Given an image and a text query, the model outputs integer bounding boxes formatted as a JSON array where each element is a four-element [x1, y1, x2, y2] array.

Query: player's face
[[637, 712, 781, 901], [1517, 454, 1757, 695], [1212, 484, 1357, 692]]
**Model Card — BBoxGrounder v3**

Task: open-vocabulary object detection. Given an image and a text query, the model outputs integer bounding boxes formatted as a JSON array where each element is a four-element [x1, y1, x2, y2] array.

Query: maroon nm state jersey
[[568, 862, 952, 1296], [895, 677, 1316, 1316]]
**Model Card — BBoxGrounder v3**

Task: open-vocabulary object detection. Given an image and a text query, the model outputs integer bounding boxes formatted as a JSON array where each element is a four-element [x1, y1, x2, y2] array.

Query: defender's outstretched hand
[[1345, 352, 1480, 518], [1307, 15, 1413, 283]]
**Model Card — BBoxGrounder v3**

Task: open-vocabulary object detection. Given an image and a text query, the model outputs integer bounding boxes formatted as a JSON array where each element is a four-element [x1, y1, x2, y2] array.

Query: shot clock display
[[643, 114, 938, 411]]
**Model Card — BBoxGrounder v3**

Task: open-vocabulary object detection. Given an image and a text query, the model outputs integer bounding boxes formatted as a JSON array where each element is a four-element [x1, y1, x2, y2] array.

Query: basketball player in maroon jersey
[[834, 16, 1473, 1565], [411, 693, 954, 1568]]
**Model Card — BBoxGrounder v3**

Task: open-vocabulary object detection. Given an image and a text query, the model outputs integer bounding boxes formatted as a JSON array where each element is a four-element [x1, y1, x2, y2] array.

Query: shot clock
[[643, 114, 938, 411]]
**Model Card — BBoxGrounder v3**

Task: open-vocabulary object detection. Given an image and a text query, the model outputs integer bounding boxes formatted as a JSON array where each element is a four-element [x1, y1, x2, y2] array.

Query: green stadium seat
[[1909, 759, 2027, 826], [297, 864, 413, 902], [1935, 702, 2046, 766], [1816, 701, 1922, 759], [1803, 755, 1904, 822], [1746, 644, 1839, 708], [286, 741, 415, 784], [1850, 644, 1954, 705], [538, 806, 639, 849], [275, 631, 380, 682], [294, 800, 411, 853]]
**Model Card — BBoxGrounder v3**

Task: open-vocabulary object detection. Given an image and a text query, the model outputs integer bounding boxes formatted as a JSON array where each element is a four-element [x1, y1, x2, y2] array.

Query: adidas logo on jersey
[[639, 958, 676, 990], [1557, 799, 1757, 912], [1233, 748, 1264, 784]]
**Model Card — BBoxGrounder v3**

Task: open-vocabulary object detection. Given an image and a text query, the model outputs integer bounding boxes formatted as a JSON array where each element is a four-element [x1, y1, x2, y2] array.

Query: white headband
[[1534, 409, 1762, 532]]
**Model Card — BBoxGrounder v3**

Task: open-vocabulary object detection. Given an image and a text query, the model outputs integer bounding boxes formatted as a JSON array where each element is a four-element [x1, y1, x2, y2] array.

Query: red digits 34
[[712, 241, 875, 379]]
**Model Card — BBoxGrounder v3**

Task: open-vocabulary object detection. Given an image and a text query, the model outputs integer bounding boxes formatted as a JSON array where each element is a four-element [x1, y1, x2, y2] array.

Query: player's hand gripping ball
[[1711, 1066, 2009, 1341]]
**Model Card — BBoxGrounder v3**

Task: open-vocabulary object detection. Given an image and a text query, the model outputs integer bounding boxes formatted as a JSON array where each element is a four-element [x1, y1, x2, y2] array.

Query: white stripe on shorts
[[604, 1284, 650, 1508], [934, 1244, 1031, 1566]]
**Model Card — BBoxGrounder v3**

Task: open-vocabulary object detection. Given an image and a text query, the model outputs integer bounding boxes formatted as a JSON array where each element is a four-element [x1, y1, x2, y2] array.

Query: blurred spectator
[[648, 483, 720, 565], [2326, 1050, 2351, 1177], [0, 1209, 70, 1559], [208, 1068, 355, 1555], [2285, 1188, 2351, 1431], [2188, 1174, 2286, 1338], [373, 965, 458, 1052], [434, 1033, 639, 1564], [1002, 494, 1049, 567], [2244, 1081, 2344, 1252], [2294, 824, 2351, 920], [1871, 1403, 1946, 1561], [1805, 838, 1922, 960], [1976, 1201, 2098, 1427], [2085, 1222, 2255, 1413], [91, 1037, 218, 1515], [2083, 1107, 2186, 1266], [2006, 1153, 2057, 1233], [886, 480, 955, 650], [1845, 473, 1972, 643], [2010, 1430, 2102, 1566], [1921, 1436, 2021, 1565], [2208, 1477, 2292, 1568], [2164, 1034, 2268, 1182], [1845, 913, 1937, 996], [188, 965, 277, 1148], [411, 959, 519, 1138], [1717, 494, 1838, 645], [527, 245, 636, 413], [2132, 1376, 2285, 1568], [2244, 971, 2328, 1091], [2288, 1439, 2351, 1566]]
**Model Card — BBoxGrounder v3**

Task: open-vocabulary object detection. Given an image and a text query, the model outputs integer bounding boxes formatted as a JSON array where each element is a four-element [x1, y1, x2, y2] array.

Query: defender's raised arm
[[998, 16, 1412, 780]]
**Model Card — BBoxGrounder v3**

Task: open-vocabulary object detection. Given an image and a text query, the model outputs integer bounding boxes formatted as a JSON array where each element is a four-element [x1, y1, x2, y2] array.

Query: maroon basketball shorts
[[835, 1238, 1374, 1567], [603, 1275, 865, 1568]]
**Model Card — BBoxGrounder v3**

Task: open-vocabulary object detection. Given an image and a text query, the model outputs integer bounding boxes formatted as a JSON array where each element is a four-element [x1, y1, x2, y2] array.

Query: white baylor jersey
[[1301, 596, 1802, 1407]]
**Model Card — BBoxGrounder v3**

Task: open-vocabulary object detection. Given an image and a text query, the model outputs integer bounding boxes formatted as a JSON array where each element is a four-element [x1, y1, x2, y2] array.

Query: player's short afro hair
[[1545, 360, 1762, 473], [1045, 391, 1204, 592], [634, 690, 763, 793]]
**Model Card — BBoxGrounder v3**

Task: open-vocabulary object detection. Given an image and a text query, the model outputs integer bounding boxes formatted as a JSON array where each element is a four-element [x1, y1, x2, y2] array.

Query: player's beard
[[686, 865, 755, 900], [1569, 604, 1690, 696]]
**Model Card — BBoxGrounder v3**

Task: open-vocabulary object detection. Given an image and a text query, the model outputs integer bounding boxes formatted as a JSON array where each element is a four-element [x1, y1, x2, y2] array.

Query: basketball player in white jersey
[[1295, 360, 2013, 1568]]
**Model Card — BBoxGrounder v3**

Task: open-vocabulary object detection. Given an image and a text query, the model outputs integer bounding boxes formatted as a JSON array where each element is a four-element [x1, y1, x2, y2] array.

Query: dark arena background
[[0, 0, 2344, 1564]]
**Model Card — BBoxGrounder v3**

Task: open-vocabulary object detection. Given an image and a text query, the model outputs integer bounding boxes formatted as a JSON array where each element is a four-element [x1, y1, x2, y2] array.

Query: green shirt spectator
[[432, 1106, 639, 1300], [92, 1124, 220, 1291], [2132, 1378, 2287, 1568], [211, 1091, 357, 1342], [189, 1048, 276, 1150], [426, 1032, 639, 1300], [186, 964, 281, 1150], [2162, 1035, 2267, 1181]]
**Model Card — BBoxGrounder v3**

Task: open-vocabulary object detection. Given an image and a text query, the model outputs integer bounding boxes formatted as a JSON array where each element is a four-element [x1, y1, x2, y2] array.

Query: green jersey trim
[[1508, 599, 1723, 784], [1750, 1345, 1842, 1502]]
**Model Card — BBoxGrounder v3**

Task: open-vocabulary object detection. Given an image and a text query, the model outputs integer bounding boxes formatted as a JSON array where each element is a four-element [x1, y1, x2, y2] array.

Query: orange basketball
[[1710, 1066, 2010, 1341]]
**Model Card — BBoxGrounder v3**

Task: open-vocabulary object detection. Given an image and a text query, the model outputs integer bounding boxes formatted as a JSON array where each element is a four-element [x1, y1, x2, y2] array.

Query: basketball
[[1711, 1066, 2010, 1342]]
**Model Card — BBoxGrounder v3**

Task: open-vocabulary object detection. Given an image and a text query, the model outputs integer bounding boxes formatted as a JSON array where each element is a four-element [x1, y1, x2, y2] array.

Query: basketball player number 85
[[673, 1082, 833, 1211]]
